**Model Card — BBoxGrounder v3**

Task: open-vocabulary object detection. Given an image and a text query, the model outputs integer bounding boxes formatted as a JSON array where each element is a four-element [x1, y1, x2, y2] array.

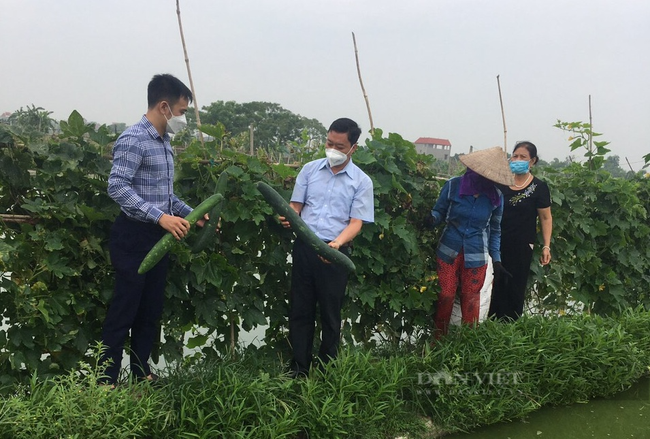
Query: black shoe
[[287, 370, 308, 379], [283, 365, 308, 379], [136, 373, 164, 387]]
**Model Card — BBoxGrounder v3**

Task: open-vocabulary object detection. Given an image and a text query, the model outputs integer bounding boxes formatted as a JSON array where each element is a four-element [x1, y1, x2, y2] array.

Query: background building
[[414, 137, 452, 161]]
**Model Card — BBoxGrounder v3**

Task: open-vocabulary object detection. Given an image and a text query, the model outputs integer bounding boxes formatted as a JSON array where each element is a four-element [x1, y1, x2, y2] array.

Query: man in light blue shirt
[[282, 117, 374, 377]]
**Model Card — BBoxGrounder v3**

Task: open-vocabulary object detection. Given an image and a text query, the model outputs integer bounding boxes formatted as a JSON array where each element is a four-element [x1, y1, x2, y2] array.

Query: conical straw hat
[[459, 146, 515, 186]]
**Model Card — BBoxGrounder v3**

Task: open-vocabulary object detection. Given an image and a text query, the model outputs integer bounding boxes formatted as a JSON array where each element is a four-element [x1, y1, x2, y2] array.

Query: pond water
[[444, 376, 649, 438]]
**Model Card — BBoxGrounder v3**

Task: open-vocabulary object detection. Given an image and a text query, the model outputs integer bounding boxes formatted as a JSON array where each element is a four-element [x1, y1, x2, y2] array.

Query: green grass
[[1, 309, 649, 438]]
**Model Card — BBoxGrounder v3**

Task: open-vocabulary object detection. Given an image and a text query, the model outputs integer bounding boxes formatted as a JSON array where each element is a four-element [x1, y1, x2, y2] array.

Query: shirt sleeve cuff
[[179, 205, 193, 218], [148, 208, 165, 224]]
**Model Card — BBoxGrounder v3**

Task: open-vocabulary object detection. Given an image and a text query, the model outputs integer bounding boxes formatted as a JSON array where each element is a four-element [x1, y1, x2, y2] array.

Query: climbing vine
[[0, 112, 648, 384]]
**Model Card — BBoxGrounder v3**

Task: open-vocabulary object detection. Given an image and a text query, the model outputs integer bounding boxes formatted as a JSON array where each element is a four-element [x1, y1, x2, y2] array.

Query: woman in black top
[[488, 141, 552, 320]]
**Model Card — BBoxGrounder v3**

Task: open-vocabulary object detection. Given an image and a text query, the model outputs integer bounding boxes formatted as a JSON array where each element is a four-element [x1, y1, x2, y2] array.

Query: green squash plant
[[0, 112, 649, 385], [529, 121, 650, 315], [0, 111, 117, 383]]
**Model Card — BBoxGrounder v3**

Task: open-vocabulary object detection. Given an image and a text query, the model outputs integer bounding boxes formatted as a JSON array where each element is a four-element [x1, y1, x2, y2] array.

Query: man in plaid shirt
[[99, 73, 205, 386]]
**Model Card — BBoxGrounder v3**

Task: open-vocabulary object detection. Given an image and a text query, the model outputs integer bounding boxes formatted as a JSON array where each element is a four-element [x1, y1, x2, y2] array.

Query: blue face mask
[[509, 160, 530, 175]]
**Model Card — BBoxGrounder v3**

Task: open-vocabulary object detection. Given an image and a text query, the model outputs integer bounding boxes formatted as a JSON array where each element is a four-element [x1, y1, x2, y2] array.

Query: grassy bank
[[1, 309, 649, 438]]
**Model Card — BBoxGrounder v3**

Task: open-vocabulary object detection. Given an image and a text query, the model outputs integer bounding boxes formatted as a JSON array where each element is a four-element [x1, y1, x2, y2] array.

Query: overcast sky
[[2, 0, 649, 169]]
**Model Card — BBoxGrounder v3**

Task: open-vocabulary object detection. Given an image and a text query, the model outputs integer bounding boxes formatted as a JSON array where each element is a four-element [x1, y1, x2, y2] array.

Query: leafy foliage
[[553, 120, 611, 170], [152, 125, 444, 366], [408, 310, 650, 433], [343, 130, 441, 345], [0, 111, 117, 383], [158, 133, 297, 362], [1, 310, 649, 438], [527, 126, 650, 316], [0, 353, 170, 438], [0, 111, 649, 386], [189, 101, 326, 153], [4, 105, 56, 140]]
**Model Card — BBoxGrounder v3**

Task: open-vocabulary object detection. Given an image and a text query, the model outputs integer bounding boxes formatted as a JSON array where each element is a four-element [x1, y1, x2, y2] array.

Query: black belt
[[324, 240, 351, 249], [117, 212, 164, 235]]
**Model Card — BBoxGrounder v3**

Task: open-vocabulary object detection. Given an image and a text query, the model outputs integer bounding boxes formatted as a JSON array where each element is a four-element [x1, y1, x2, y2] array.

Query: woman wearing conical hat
[[428, 147, 514, 338]]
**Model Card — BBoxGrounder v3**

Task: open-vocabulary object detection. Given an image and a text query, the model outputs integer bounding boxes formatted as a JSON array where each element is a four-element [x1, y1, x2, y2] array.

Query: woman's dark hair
[[329, 118, 361, 145], [513, 141, 539, 165], [147, 74, 193, 108]]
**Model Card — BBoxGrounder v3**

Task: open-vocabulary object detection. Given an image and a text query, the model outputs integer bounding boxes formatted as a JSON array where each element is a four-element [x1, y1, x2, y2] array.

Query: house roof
[[414, 137, 451, 146]]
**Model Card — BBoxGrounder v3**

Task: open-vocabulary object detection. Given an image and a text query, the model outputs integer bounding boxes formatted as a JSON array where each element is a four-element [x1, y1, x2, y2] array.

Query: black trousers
[[100, 213, 169, 383], [489, 238, 534, 321], [289, 239, 350, 373]]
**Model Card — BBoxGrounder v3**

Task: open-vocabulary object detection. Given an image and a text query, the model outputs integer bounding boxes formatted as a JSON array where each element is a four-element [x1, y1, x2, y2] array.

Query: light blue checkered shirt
[[108, 115, 192, 223]]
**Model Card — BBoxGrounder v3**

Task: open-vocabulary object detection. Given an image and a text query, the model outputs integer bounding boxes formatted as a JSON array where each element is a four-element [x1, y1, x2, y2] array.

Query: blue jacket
[[431, 176, 503, 268]]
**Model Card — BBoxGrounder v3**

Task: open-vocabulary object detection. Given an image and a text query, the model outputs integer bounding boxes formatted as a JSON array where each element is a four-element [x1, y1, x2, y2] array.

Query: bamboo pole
[[175, 0, 205, 150], [352, 32, 375, 137], [497, 75, 507, 151], [230, 317, 236, 355], [589, 95, 594, 158], [249, 124, 254, 156], [0, 214, 37, 224]]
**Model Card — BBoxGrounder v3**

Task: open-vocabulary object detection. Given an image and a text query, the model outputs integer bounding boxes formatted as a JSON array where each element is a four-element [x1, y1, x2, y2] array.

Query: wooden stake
[[230, 317, 236, 355], [0, 214, 36, 224], [249, 124, 254, 155], [588, 94, 593, 153], [176, 0, 205, 150], [497, 75, 507, 151], [352, 32, 374, 136]]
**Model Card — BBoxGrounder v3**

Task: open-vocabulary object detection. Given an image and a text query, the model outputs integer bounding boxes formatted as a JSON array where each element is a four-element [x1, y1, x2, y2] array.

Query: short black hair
[[513, 141, 539, 165], [328, 118, 361, 146], [147, 74, 193, 108]]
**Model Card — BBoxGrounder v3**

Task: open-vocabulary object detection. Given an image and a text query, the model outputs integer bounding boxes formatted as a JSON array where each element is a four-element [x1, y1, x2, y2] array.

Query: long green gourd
[[137, 193, 224, 275], [256, 181, 356, 273], [191, 171, 229, 253]]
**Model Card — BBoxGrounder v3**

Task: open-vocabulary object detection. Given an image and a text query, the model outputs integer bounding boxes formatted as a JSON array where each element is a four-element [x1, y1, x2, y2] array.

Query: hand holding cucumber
[[137, 193, 224, 274], [257, 181, 356, 273], [158, 214, 191, 240]]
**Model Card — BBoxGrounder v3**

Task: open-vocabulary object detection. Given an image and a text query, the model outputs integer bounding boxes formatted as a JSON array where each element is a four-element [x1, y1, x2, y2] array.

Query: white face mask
[[326, 148, 350, 167], [164, 103, 188, 134]]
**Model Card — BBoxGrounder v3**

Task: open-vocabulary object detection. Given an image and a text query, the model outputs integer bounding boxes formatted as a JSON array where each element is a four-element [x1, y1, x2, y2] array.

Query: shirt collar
[[318, 157, 354, 177], [141, 115, 170, 142]]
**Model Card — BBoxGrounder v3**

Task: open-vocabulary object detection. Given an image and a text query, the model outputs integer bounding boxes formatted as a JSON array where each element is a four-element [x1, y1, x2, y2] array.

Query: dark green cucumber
[[256, 181, 356, 273], [138, 193, 224, 274], [191, 172, 229, 253]]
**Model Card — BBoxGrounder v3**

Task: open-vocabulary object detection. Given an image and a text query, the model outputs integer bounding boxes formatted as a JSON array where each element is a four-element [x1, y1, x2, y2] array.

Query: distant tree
[[429, 157, 451, 178], [542, 157, 574, 171], [187, 101, 326, 151], [4, 105, 55, 140], [169, 127, 194, 152], [542, 154, 631, 178], [602, 155, 627, 178], [107, 122, 127, 135], [420, 153, 463, 180]]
